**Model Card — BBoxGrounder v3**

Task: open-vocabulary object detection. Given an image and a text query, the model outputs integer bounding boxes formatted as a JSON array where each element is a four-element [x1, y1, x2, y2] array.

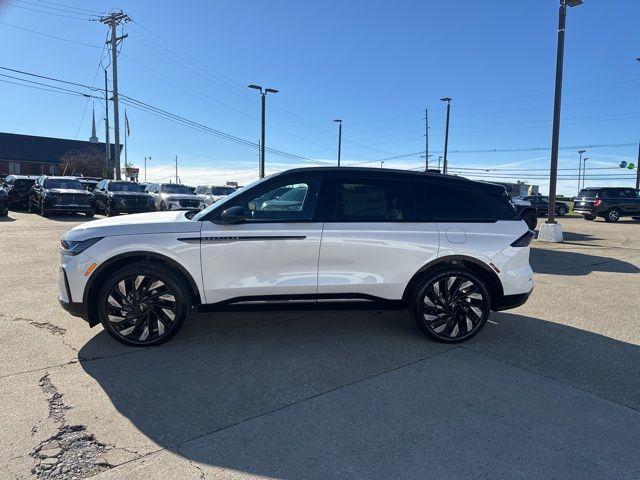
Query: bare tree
[[60, 148, 106, 178]]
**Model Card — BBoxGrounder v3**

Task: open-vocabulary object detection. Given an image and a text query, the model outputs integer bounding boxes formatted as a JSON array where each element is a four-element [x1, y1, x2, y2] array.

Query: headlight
[[60, 237, 103, 256]]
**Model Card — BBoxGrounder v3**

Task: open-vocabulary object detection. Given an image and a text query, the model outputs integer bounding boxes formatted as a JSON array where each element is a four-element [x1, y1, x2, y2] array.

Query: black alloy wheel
[[97, 262, 189, 346], [605, 208, 620, 223], [412, 269, 490, 343], [557, 205, 568, 216]]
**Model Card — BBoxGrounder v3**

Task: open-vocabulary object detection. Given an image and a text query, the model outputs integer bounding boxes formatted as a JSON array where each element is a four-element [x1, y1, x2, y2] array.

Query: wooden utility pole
[[100, 11, 130, 180]]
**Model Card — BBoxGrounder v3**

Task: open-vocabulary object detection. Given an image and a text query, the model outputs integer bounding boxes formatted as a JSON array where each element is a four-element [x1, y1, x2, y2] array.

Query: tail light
[[511, 230, 535, 247], [594, 199, 602, 207]]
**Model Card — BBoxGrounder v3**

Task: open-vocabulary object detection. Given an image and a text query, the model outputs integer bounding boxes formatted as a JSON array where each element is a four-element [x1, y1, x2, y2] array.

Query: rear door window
[[336, 178, 415, 221], [412, 181, 518, 222]]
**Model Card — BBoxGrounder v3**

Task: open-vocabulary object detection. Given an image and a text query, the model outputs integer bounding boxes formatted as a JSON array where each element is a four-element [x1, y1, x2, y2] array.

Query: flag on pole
[[125, 111, 131, 137]]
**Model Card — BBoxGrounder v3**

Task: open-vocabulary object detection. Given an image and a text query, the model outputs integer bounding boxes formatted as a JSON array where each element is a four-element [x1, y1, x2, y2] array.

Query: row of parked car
[[0, 174, 237, 217]]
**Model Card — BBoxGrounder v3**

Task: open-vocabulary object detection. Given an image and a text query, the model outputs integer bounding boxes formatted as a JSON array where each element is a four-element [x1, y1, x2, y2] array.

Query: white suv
[[59, 167, 534, 346]]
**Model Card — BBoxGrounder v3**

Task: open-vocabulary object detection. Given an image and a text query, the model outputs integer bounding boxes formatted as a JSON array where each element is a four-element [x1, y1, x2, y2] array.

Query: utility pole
[[175, 155, 178, 184], [103, 69, 111, 178], [333, 119, 343, 166], [424, 108, 429, 171], [438, 156, 442, 173], [636, 142, 640, 189], [440, 98, 452, 174], [100, 11, 130, 180], [577, 150, 585, 194]]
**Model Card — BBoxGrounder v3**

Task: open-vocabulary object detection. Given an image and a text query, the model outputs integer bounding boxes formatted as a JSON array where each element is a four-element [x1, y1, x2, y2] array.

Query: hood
[[161, 193, 200, 201], [64, 211, 201, 241], [48, 188, 91, 195]]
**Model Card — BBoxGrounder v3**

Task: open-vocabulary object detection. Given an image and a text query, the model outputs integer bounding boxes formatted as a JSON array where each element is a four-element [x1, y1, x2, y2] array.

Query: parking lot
[[1, 211, 639, 479]]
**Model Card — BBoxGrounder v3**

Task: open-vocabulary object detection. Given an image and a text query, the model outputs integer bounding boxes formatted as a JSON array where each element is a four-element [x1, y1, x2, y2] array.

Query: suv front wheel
[[411, 268, 490, 343], [96, 262, 191, 346]]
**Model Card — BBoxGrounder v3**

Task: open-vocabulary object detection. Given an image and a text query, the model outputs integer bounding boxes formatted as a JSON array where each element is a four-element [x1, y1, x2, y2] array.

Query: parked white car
[[145, 183, 205, 211], [59, 167, 534, 346]]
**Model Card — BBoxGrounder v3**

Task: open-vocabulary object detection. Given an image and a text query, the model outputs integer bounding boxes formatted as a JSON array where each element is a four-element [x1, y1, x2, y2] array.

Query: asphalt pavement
[[1, 211, 639, 479]]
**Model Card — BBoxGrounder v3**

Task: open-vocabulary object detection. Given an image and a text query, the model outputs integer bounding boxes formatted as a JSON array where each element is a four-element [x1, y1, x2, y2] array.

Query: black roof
[[274, 167, 505, 193], [0, 132, 116, 164]]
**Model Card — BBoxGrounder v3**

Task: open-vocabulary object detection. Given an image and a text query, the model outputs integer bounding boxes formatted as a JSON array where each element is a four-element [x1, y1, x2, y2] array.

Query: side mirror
[[220, 206, 245, 224]]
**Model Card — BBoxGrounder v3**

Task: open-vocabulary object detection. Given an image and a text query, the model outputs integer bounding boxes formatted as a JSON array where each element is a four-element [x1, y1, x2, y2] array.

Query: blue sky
[[0, 0, 639, 194]]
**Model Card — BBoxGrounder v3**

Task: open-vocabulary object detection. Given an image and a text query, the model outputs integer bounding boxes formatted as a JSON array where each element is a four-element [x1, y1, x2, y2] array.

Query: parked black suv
[[29, 176, 95, 217], [93, 180, 155, 216], [573, 187, 640, 222], [521, 195, 569, 217], [3, 175, 38, 209]]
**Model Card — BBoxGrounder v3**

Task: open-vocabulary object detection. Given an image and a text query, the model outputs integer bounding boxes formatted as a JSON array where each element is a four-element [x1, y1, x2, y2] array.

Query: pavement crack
[[2, 313, 79, 352], [30, 373, 112, 479]]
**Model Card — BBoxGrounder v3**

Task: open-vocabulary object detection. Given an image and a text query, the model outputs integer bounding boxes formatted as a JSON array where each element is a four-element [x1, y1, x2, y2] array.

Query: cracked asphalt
[[1, 211, 639, 479]]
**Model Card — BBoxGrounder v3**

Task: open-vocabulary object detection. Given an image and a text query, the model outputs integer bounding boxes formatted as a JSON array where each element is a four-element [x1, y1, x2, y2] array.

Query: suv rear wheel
[[522, 211, 537, 231], [557, 205, 568, 216], [96, 262, 191, 346], [605, 208, 620, 223], [411, 268, 490, 343], [583, 214, 596, 221]]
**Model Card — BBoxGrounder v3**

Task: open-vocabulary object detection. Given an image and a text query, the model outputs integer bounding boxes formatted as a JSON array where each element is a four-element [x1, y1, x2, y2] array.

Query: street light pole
[[577, 149, 585, 194], [248, 84, 279, 178], [333, 119, 342, 166], [545, 0, 582, 237], [582, 157, 588, 190], [440, 97, 452, 174]]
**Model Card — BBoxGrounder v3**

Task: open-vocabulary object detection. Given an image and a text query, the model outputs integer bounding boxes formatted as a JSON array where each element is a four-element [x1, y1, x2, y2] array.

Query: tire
[[40, 201, 49, 217], [0, 208, 7, 217], [523, 211, 537, 231], [583, 214, 596, 221], [105, 204, 117, 217], [410, 268, 491, 343], [159, 201, 167, 211], [28, 198, 34, 213], [557, 206, 567, 216], [96, 262, 191, 346], [85, 209, 95, 218], [604, 208, 620, 223]]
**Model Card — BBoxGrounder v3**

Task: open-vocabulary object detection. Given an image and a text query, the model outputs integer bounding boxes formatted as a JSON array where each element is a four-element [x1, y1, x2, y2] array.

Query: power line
[[0, 21, 101, 48], [0, 66, 107, 92], [33, 0, 102, 15], [4, 0, 92, 20]]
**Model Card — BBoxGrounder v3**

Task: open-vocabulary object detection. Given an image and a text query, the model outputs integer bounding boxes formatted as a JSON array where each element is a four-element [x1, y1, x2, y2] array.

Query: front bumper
[[47, 204, 94, 213], [58, 296, 89, 321]]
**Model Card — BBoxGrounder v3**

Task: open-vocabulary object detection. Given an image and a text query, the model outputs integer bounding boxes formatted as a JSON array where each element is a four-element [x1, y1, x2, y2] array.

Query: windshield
[[212, 186, 235, 195], [161, 184, 193, 195], [45, 178, 83, 190], [14, 179, 35, 189], [191, 177, 262, 221], [109, 182, 146, 192], [578, 189, 597, 198]]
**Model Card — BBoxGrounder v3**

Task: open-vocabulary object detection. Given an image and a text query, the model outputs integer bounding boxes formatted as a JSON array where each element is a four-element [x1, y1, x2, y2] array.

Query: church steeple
[[89, 105, 98, 143]]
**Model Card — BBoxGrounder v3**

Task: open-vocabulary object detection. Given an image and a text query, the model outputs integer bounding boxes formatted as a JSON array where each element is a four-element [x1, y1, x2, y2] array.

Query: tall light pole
[[543, 0, 583, 241], [440, 97, 452, 174], [333, 119, 342, 166], [424, 108, 429, 171], [577, 149, 586, 194], [582, 157, 588, 190], [248, 84, 279, 178], [636, 59, 640, 189]]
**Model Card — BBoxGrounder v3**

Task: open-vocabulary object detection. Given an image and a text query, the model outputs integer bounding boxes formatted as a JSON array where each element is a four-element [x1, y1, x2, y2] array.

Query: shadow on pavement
[[561, 230, 601, 243], [45, 214, 97, 222], [530, 247, 639, 275], [78, 310, 640, 478]]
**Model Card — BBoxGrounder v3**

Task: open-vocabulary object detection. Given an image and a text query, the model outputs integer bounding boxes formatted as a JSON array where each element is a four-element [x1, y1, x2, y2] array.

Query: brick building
[[0, 132, 115, 177]]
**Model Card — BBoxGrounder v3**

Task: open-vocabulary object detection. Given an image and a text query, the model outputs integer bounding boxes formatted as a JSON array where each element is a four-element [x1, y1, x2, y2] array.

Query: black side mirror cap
[[219, 206, 245, 224]]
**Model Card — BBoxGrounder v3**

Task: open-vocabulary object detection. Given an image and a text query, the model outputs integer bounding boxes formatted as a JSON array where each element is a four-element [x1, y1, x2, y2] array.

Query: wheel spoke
[[104, 274, 178, 344]]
